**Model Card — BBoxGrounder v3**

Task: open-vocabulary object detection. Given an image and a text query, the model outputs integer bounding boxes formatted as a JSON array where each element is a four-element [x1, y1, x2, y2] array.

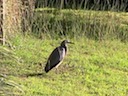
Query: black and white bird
[[44, 40, 73, 73]]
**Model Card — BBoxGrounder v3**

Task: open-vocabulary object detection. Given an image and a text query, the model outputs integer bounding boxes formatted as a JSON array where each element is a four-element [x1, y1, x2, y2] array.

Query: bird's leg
[[55, 67, 59, 74]]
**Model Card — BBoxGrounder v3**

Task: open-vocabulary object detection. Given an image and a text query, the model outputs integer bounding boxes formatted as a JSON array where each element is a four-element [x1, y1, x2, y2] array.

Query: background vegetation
[[0, 0, 128, 95]]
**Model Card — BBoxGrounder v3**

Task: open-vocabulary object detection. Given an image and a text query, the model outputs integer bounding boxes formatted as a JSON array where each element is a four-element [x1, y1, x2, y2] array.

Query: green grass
[[1, 7, 128, 96], [33, 8, 128, 41], [0, 35, 128, 96]]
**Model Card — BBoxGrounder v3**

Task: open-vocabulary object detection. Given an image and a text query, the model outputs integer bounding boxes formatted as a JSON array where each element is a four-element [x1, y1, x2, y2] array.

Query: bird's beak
[[68, 41, 74, 44]]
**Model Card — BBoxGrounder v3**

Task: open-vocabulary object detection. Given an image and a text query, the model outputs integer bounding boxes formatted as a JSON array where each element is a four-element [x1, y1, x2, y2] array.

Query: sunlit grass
[[1, 6, 128, 96], [0, 35, 128, 95]]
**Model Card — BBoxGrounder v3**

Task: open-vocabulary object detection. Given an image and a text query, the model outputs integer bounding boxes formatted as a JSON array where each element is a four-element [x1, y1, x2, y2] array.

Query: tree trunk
[[1, 0, 35, 44], [21, 0, 35, 33], [0, 0, 4, 44], [3, 0, 22, 40]]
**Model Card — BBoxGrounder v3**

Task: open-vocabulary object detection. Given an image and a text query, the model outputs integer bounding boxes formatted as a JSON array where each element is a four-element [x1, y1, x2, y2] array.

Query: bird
[[44, 40, 73, 73]]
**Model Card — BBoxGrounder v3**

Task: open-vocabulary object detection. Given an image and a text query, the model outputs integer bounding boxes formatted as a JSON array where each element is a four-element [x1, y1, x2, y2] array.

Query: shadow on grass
[[20, 72, 47, 78]]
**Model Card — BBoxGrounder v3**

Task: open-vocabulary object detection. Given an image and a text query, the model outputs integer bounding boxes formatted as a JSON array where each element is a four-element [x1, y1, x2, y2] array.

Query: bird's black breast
[[45, 46, 66, 72]]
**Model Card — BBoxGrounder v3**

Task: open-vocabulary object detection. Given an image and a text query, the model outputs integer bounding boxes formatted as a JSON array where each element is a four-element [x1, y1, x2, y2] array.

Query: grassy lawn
[[0, 35, 128, 96], [0, 7, 128, 96]]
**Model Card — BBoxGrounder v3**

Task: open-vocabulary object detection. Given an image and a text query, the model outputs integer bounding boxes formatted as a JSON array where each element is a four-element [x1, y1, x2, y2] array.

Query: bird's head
[[61, 40, 74, 47]]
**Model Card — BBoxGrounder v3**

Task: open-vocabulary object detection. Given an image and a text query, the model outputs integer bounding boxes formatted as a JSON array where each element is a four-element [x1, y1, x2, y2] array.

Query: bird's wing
[[45, 46, 65, 72]]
